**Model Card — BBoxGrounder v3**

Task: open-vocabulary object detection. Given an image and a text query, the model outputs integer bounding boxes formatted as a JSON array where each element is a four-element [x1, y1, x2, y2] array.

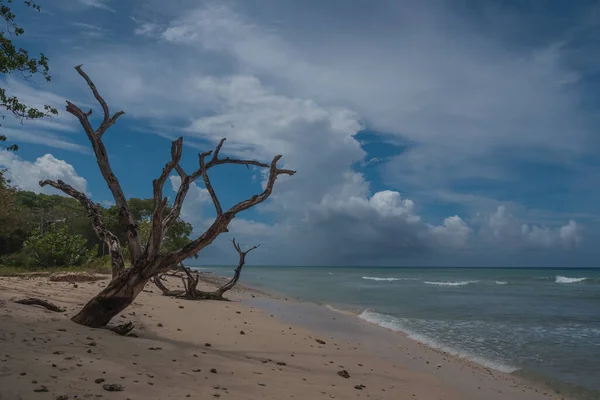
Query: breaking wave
[[495, 281, 508, 285], [555, 276, 587, 284], [362, 276, 401, 281], [357, 310, 518, 373], [424, 280, 477, 286]]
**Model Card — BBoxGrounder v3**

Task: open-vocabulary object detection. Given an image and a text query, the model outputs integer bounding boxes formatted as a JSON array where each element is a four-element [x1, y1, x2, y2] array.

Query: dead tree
[[39, 65, 295, 328], [153, 239, 258, 300]]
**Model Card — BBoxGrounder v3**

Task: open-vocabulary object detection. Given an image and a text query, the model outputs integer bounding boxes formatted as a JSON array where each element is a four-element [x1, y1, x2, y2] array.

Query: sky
[[1, 0, 599, 267]]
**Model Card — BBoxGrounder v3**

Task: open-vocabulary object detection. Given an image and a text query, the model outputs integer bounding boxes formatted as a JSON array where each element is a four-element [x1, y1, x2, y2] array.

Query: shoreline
[[0, 273, 579, 400], [202, 269, 597, 400]]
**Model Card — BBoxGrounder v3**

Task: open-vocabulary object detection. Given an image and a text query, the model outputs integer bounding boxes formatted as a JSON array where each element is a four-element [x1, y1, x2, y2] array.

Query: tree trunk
[[71, 266, 149, 327]]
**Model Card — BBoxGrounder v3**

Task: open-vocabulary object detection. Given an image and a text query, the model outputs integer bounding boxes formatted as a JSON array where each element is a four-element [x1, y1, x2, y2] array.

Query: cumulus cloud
[[0, 152, 88, 196], [5, 0, 588, 265], [478, 206, 582, 249], [169, 175, 210, 231]]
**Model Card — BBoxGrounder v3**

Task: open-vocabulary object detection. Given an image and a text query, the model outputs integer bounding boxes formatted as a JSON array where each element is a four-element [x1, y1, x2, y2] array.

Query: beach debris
[[240, 330, 245, 335], [337, 370, 350, 379], [354, 384, 366, 390], [210, 368, 217, 373], [152, 241, 261, 301], [55, 395, 69, 400], [205, 343, 212, 347], [94, 378, 105, 384], [33, 386, 49, 392], [277, 362, 287, 366], [49, 272, 105, 283], [103, 383, 124, 392], [14, 298, 65, 312], [315, 339, 327, 345]]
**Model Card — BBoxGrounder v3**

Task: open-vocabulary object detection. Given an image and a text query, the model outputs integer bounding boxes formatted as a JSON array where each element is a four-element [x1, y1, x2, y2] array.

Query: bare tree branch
[[152, 239, 258, 300], [160, 153, 294, 268], [64, 65, 142, 264], [215, 239, 258, 295], [200, 152, 222, 216], [73, 65, 124, 136], [39, 179, 125, 278], [145, 138, 184, 260], [164, 138, 293, 231]]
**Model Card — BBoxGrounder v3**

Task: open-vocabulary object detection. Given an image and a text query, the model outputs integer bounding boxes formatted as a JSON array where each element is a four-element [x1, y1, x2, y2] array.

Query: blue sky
[[1, 0, 599, 266]]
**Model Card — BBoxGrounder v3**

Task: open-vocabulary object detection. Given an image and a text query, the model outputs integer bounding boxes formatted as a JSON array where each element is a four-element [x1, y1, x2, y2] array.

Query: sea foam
[[424, 280, 477, 286], [362, 276, 400, 281], [555, 276, 587, 284], [358, 310, 518, 373]]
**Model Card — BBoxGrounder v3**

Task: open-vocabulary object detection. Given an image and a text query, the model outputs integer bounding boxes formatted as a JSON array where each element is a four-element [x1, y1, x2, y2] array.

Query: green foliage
[[0, 186, 195, 269], [22, 226, 97, 268], [0, 0, 58, 151], [0, 170, 32, 254], [110, 198, 193, 252], [0, 249, 32, 266]]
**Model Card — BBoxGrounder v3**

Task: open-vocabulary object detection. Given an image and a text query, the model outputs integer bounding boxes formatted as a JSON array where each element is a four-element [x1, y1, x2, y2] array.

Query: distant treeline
[[0, 172, 193, 268]]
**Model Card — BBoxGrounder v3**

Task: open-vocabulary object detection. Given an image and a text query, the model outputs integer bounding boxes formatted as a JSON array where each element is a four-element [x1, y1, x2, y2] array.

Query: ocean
[[197, 266, 600, 397]]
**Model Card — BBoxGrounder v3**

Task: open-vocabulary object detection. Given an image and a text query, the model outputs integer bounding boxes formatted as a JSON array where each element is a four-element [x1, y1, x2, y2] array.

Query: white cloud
[[0, 127, 88, 153], [169, 175, 210, 230], [130, 17, 161, 37], [478, 206, 582, 249], [0, 152, 88, 196], [17, 0, 588, 265], [154, 2, 591, 194], [430, 216, 473, 249], [77, 0, 115, 12]]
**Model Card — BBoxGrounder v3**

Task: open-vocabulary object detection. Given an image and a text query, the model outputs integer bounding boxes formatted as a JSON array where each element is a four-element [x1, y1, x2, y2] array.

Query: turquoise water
[[197, 266, 600, 394]]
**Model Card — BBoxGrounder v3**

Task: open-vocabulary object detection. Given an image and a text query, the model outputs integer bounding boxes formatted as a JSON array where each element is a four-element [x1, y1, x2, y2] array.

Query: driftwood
[[14, 298, 65, 312], [154, 239, 258, 300], [36, 65, 295, 328]]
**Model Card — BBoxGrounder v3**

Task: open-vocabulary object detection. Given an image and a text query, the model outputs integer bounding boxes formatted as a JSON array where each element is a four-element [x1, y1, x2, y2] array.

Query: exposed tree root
[[108, 322, 135, 336]]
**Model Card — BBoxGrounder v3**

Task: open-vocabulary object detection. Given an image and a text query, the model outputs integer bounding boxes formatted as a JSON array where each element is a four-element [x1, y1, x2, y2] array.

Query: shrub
[[23, 226, 97, 268]]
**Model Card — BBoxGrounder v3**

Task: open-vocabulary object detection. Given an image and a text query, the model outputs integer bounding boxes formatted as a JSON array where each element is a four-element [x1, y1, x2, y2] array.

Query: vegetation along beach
[[1, 1, 599, 400]]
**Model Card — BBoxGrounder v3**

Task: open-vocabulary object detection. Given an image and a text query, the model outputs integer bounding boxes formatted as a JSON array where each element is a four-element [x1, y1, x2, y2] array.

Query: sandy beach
[[0, 274, 569, 400]]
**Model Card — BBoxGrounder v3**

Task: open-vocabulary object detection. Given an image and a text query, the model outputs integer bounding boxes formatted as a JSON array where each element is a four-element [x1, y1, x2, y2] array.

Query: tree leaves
[[0, 0, 58, 149], [23, 226, 97, 267]]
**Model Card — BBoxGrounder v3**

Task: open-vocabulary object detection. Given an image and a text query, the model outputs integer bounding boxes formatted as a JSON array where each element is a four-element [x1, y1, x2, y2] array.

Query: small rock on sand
[[337, 370, 350, 379], [102, 383, 124, 392], [33, 386, 48, 392]]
